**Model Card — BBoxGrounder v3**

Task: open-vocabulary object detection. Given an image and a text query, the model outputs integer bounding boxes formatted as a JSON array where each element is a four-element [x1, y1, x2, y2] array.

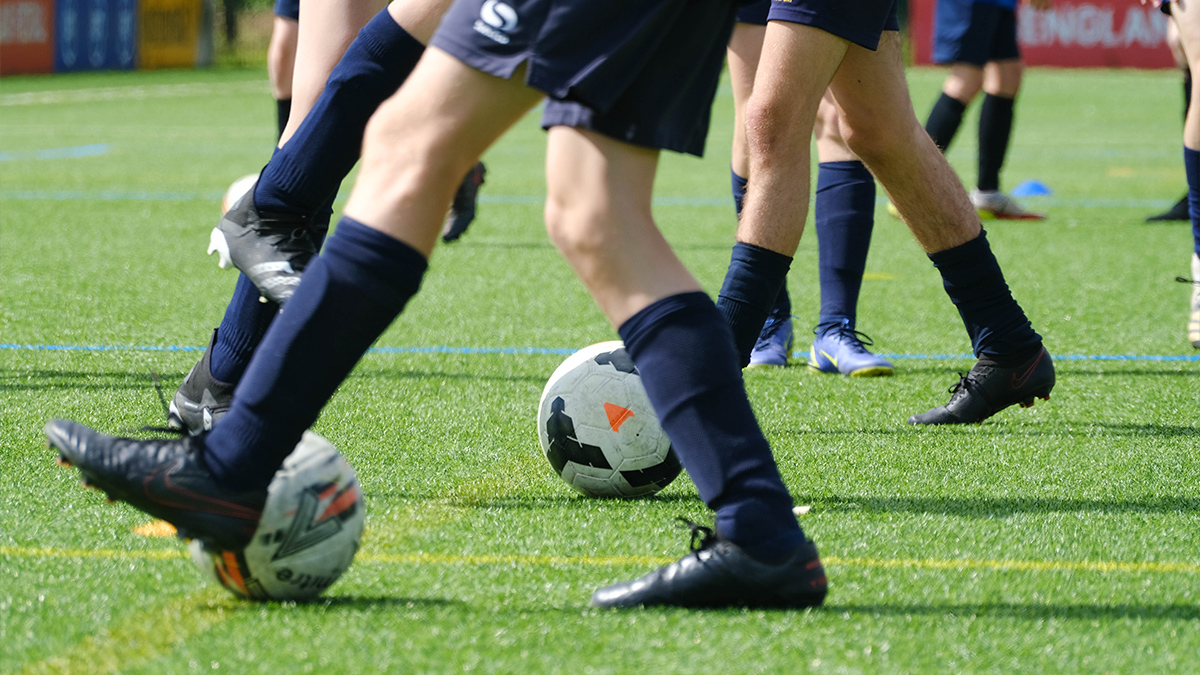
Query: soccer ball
[[188, 431, 365, 601], [221, 173, 259, 215], [536, 341, 681, 498]]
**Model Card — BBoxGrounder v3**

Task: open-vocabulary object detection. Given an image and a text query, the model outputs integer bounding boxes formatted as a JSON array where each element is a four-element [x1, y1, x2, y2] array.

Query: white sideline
[[0, 81, 268, 107]]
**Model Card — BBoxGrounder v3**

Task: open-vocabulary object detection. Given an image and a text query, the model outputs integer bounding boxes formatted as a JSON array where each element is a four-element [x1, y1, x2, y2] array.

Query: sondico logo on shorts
[[473, 0, 518, 45]]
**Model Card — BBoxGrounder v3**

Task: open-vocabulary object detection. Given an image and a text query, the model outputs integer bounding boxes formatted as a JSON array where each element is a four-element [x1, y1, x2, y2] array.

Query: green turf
[[2, 66, 1199, 674]]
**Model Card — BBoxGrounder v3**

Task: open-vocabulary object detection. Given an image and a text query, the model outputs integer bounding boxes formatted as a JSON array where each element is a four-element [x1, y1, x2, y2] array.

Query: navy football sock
[[731, 168, 748, 217], [978, 94, 1015, 192], [619, 292, 804, 561], [815, 161, 875, 332], [275, 98, 291, 141], [717, 243, 793, 367], [925, 92, 967, 152], [1186, 147, 1200, 256], [209, 275, 280, 384], [255, 11, 425, 215], [1184, 69, 1192, 121], [204, 218, 428, 490], [729, 171, 790, 337], [929, 230, 1042, 361], [769, 284, 791, 321]]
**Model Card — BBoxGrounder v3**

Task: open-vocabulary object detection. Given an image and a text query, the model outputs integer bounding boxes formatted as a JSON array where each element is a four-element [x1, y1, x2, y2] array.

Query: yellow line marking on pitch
[[4, 545, 1198, 575], [1, 545, 186, 561], [17, 591, 234, 675], [861, 272, 896, 280]]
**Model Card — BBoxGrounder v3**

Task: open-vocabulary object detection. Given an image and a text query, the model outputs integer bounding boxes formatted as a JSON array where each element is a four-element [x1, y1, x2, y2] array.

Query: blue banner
[[54, 0, 137, 71]]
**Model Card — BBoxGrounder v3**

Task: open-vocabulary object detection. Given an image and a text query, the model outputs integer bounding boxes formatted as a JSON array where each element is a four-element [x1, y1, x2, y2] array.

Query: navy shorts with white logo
[[274, 0, 299, 21], [430, 0, 738, 156], [766, 0, 899, 51], [932, 0, 1020, 66]]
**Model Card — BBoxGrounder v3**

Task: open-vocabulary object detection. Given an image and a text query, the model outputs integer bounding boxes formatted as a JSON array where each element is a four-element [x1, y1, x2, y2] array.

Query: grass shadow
[[0, 369, 187, 392], [303, 595, 466, 610], [348, 368, 545, 386], [361, 492, 701, 509], [799, 494, 1200, 517], [823, 601, 1200, 622]]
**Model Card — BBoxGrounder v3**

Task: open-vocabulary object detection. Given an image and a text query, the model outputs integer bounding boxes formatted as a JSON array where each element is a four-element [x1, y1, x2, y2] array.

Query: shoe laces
[[818, 318, 876, 353], [757, 313, 793, 343], [947, 371, 972, 398], [676, 518, 717, 552], [253, 212, 318, 251], [946, 362, 995, 402]]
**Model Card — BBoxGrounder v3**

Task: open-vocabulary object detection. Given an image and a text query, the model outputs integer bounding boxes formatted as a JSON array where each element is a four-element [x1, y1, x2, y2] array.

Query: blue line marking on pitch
[[0, 189, 223, 201], [3, 343, 1197, 362], [0, 144, 110, 162]]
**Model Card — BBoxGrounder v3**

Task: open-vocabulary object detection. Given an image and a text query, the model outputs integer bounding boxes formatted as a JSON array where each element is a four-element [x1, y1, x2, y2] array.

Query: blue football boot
[[807, 319, 894, 377], [747, 313, 794, 368]]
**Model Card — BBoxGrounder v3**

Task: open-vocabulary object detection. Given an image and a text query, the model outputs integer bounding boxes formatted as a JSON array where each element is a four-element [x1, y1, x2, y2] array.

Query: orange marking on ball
[[604, 402, 635, 432]]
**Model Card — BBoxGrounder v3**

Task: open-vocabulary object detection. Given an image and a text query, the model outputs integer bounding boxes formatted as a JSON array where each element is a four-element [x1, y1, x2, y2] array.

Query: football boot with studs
[[807, 319, 894, 377], [208, 183, 320, 305], [442, 162, 487, 243], [970, 189, 1045, 221], [46, 419, 265, 550], [590, 519, 827, 609], [1146, 195, 1189, 223], [908, 345, 1055, 425], [168, 329, 235, 435], [747, 313, 794, 368]]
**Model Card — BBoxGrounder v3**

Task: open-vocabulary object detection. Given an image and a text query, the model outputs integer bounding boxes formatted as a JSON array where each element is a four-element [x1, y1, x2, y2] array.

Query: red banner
[[0, 0, 55, 75], [910, 0, 1176, 69]]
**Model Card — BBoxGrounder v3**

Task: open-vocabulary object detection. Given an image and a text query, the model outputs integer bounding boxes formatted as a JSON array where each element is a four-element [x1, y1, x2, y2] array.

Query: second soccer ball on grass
[[536, 341, 681, 499]]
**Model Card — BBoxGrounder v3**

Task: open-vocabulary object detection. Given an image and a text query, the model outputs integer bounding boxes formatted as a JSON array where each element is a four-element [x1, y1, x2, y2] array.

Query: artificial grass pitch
[[2, 66, 1198, 673]]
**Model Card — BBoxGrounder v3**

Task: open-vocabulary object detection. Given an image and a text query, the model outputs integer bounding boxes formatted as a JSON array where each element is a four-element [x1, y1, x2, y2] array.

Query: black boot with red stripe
[[46, 419, 266, 550]]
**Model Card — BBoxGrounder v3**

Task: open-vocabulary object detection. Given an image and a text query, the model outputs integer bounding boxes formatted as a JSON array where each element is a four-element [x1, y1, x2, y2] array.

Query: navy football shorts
[[933, 0, 1020, 66], [737, 0, 769, 26], [430, 0, 737, 156], [766, 0, 899, 51], [274, 0, 299, 21]]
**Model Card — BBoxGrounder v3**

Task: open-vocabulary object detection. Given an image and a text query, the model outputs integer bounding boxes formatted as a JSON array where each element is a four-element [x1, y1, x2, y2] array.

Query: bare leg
[[942, 63, 983, 104], [829, 32, 981, 254], [739, 22, 845, 255], [280, 0, 386, 145], [812, 92, 854, 162], [545, 128, 702, 326], [728, 23, 767, 180], [267, 17, 299, 103], [1174, 2, 1200, 148], [982, 59, 1022, 98], [344, 49, 542, 255]]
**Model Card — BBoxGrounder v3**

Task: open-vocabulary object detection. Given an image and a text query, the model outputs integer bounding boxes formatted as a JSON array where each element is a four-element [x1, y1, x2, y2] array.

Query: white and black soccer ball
[[536, 341, 681, 499], [221, 173, 259, 215], [188, 431, 365, 601]]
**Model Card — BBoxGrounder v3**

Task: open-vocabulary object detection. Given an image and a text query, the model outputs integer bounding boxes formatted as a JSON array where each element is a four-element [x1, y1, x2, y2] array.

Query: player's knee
[[544, 200, 614, 265], [839, 116, 908, 167], [744, 94, 805, 158]]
